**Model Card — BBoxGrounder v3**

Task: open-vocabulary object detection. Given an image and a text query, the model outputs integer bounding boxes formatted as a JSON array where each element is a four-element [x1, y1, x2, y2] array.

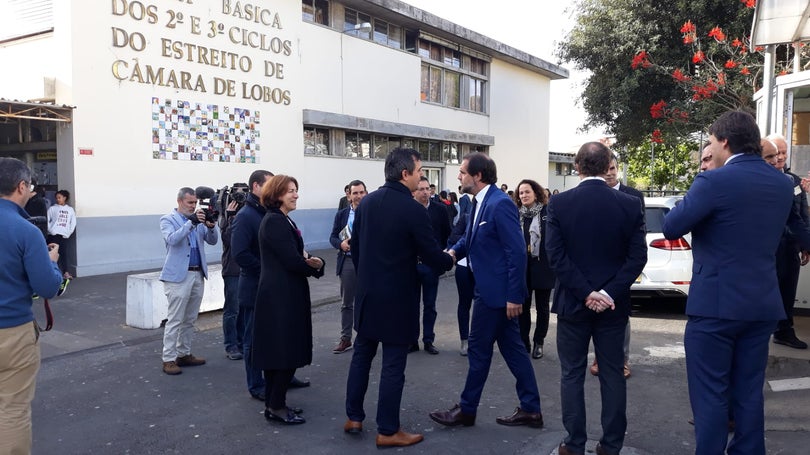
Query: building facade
[[0, 0, 567, 276]]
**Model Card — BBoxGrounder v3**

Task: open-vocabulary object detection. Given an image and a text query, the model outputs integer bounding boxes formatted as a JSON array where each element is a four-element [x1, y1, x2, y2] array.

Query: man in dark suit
[[329, 180, 367, 354], [590, 154, 646, 379], [410, 176, 451, 354], [767, 134, 810, 349], [344, 148, 454, 448], [430, 152, 543, 429], [545, 142, 647, 455], [663, 111, 794, 454]]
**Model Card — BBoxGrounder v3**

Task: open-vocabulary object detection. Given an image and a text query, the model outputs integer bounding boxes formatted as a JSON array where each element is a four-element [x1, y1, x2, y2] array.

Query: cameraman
[[0, 157, 62, 454], [220, 187, 247, 361], [159, 187, 218, 375]]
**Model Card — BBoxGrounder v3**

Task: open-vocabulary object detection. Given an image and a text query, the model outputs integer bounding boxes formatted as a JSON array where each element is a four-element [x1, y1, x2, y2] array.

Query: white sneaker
[[459, 340, 468, 356]]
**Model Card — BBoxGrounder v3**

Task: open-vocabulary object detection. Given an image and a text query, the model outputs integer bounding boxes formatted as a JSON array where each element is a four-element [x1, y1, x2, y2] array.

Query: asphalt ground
[[28, 250, 810, 454]]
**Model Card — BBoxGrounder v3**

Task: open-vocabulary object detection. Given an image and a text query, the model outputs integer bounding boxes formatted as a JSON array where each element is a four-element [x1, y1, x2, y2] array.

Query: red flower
[[741, 45, 748, 53], [741, 66, 751, 75], [754, 46, 764, 52], [650, 100, 667, 119], [731, 38, 743, 48], [680, 20, 696, 34], [717, 72, 726, 86], [724, 59, 737, 69], [708, 26, 726, 42], [631, 51, 651, 69], [672, 68, 690, 82], [651, 129, 664, 144], [692, 51, 706, 64], [740, 0, 756, 8], [683, 34, 696, 44], [779, 69, 789, 76]]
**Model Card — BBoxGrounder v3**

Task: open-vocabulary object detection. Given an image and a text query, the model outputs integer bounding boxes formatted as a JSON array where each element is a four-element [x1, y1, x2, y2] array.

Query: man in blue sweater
[[0, 157, 63, 455]]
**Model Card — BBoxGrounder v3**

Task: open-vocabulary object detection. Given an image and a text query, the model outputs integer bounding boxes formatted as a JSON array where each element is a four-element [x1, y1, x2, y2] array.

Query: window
[[304, 127, 472, 164], [303, 127, 329, 155], [469, 78, 485, 113], [555, 163, 574, 176], [344, 9, 372, 39], [417, 38, 489, 113], [302, 0, 329, 26]]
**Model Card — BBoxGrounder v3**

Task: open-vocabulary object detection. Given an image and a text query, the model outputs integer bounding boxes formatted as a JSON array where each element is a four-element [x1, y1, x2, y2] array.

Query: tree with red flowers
[[558, 0, 803, 190]]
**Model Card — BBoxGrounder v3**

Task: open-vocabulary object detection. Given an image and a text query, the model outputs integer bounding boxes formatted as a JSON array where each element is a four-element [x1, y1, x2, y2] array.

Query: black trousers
[[775, 241, 801, 335], [519, 288, 551, 351], [263, 368, 295, 410]]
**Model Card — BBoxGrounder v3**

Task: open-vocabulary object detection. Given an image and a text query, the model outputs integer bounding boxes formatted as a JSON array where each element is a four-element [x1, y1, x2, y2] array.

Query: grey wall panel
[[76, 208, 336, 276]]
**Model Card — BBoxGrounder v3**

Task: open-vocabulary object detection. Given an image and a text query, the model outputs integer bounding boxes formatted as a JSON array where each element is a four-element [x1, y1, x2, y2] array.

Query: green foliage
[[623, 139, 699, 191]]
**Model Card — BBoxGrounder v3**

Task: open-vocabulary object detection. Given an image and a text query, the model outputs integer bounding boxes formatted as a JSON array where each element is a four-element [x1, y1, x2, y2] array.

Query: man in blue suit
[[430, 152, 543, 429], [545, 143, 647, 455], [663, 111, 793, 455], [344, 148, 454, 448], [329, 179, 367, 354]]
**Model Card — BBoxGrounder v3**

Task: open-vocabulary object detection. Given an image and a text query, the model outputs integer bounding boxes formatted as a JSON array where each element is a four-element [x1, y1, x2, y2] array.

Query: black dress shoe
[[531, 343, 543, 359], [289, 376, 311, 388], [264, 408, 306, 425], [429, 404, 475, 427], [495, 407, 543, 428], [773, 333, 809, 349], [408, 344, 420, 353], [424, 343, 439, 355], [250, 392, 266, 401]]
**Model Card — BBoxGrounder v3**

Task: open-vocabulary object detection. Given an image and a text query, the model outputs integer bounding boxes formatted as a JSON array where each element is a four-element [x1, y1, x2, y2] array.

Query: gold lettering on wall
[[109, 0, 292, 105]]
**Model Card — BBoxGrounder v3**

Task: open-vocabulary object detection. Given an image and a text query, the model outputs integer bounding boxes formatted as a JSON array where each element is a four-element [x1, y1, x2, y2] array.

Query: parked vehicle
[[631, 197, 692, 299]]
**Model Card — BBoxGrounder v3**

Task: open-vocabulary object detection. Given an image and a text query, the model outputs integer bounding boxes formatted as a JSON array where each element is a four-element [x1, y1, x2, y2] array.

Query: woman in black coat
[[252, 175, 324, 425], [516, 179, 556, 360]]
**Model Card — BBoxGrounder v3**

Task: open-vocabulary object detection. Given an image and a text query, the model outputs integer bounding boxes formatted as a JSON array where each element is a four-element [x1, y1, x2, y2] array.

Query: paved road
[[31, 273, 810, 454]]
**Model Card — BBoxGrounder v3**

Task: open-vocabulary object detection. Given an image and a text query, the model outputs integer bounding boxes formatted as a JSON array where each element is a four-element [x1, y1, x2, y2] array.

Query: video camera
[[192, 184, 250, 226]]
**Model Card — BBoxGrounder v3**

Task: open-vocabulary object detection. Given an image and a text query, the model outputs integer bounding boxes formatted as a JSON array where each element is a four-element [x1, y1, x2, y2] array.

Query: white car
[[630, 196, 692, 299]]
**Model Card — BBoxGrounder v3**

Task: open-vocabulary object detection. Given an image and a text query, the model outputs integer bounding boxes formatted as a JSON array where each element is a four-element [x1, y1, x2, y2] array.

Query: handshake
[[443, 249, 457, 265]]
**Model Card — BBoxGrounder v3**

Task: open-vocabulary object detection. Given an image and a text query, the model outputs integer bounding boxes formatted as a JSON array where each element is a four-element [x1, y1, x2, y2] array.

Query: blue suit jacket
[[545, 179, 647, 321], [663, 154, 792, 321], [159, 209, 218, 282], [329, 206, 351, 276], [451, 185, 527, 308]]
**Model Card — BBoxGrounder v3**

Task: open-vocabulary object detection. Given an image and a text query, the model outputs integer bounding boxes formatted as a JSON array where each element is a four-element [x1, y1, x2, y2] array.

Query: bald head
[[766, 134, 787, 171], [761, 139, 778, 167], [700, 145, 715, 172]]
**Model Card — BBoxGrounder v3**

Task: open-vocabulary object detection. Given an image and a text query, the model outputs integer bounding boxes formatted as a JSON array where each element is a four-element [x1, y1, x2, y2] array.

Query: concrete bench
[[126, 264, 224, 329]]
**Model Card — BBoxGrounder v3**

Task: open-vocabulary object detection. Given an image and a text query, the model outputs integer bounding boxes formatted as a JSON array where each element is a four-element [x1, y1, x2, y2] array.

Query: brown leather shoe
[[495, 407, 543, 428], [375, 429, 423, 447], [175, 354, 206, 367], [590, 359, 599, 376], [162, 361, 181, 375], [333, 339, 352, 354], [557, 443, 583, 455], [343, 419, 362, 434], [429, 404, 475, 427], [623, 362, 631, 379]]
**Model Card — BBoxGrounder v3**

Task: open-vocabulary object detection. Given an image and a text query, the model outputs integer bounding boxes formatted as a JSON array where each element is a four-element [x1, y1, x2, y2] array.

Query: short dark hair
[[249, 170, 274, 189], [261, 175, 298, 208], [574, 142, 612, 177], [515, 179, 547, 207], [708, 110, 761, 156], [384, 147, 421, 182], [463, 152, 497, 185], [420, 176, 429, 182], [348, 179, 366, 191], [0, 157, 32, 196], [56, 189, 71, 202]]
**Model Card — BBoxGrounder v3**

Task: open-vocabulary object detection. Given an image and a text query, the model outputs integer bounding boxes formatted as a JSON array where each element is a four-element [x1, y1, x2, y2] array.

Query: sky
[[402, 0, 605, 153]]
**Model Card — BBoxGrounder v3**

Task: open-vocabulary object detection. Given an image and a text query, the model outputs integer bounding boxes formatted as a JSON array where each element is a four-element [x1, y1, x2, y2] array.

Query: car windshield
[[645, 207, 670, 233]]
